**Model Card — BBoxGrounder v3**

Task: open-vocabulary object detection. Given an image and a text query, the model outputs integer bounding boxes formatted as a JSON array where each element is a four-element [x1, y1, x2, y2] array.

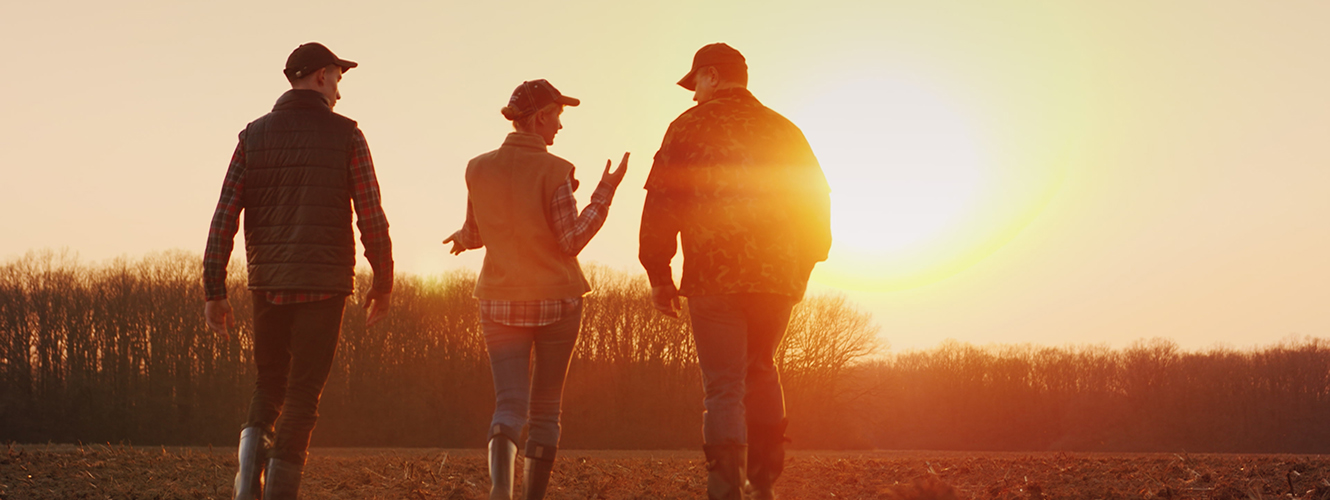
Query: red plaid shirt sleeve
[[202, 139, 246, 301], [203, 128, 394, 303], [349, 128, 394, 295], [550, 175, 617, 256], [449, 201, 484, 250]]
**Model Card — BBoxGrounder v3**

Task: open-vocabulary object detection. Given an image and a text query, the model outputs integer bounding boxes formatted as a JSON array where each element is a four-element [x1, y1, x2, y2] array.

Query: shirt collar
[[712, 87, 755, 102], [273, 89, 332, 112], [502, 132, 548, 152]]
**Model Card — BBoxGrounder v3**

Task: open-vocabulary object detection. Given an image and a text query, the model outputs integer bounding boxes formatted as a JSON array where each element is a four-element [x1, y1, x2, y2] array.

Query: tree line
[[2, 250, 1328, 452]]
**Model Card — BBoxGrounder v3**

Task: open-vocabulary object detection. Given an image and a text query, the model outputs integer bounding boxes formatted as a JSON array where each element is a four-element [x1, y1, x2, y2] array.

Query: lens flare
[[792, 74, 991, 291]]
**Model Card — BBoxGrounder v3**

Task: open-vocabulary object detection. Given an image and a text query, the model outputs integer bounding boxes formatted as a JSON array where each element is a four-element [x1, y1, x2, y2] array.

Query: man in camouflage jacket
[[639, 42, 832, 500]]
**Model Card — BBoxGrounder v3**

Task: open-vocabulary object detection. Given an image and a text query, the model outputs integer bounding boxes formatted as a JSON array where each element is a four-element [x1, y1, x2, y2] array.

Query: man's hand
[[600, 152, 629, 188], [364, 290, 391, 327], [204, 298, 235, 339], [651, 284, 682, 318], [442, 231, 467, 255]]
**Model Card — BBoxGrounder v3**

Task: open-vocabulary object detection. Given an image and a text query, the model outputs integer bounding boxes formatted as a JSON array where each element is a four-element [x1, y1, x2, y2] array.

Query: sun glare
[[792, 74, 989, 291]]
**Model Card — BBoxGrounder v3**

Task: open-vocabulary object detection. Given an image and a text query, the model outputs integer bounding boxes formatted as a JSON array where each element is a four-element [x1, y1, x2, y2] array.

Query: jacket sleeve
[[640, 129, 686, 288]]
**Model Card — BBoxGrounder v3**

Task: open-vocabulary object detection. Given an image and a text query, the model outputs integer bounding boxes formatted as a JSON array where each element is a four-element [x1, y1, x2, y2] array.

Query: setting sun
[[793, 73, 988, 291], [5, 1, 1330, 497]]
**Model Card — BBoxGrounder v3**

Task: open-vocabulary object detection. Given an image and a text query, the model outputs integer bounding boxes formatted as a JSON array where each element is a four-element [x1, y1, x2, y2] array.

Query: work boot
[[745, 419, 789, 500], [703, 443, 747, 500], [489, 425, 519, 500], [522, 441, 557, 500], [234, 426, 268, 500], [262, 458, 302, 500]]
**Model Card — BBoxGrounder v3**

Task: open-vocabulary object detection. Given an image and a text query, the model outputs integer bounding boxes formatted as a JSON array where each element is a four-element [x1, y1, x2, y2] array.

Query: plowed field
[[4, 444, 1330, 499]]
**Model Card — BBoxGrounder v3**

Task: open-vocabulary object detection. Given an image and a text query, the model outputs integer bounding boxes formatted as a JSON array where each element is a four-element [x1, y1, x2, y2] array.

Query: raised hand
[[600, 152, 629, 188]]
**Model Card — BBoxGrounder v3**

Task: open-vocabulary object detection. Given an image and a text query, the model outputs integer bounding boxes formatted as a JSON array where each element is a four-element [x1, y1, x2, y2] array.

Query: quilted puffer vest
[[242, 89, 357, 294]]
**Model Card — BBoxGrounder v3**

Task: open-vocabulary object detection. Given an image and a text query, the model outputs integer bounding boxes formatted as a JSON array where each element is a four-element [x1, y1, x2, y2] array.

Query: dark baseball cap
[[506, 79, 580, 118], [284, 42, 358, 80], [678, 43, 746, 91]]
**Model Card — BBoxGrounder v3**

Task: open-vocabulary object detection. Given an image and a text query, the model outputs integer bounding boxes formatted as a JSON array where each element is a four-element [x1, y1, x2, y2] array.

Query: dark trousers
[[687, 293, 797, 446], [245, 293, 345, 465]]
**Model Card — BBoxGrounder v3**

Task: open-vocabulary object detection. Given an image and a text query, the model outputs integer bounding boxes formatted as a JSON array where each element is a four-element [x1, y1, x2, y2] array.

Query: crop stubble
[[3, 445, 1330, 499]]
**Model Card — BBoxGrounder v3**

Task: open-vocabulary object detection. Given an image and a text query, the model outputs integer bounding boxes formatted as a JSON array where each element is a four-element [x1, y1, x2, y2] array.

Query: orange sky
[[3, 1, 1328, 350]]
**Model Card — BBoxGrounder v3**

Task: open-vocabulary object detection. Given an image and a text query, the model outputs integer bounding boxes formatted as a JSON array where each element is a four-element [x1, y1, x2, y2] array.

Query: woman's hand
[[442, 231, 467, 255], [601, 152, 629, 188]]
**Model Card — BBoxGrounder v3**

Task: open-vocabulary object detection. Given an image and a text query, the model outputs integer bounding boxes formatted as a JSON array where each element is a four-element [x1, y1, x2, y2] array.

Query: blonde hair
[[501, 103, 562, 131]]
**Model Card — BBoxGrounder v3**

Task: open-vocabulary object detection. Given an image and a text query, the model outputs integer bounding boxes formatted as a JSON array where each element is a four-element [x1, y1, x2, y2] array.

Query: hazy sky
[[3, 1, 1327, 351]]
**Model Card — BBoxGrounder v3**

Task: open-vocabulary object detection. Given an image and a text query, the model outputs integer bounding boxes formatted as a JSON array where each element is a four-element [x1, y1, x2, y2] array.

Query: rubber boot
[[703, 444, 747, 500], [262, 458, 302, 500], [522, 441, 557, 500], [745, 419, 788, 500], [234, 426, 268, 500], [489, 426, 519, 500]]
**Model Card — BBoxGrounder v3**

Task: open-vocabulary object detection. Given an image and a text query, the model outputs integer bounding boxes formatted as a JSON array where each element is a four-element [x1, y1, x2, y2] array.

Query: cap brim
[[677, 68, 698, 91], [335, 58, 358, 70], [555, 95, 580, 107]]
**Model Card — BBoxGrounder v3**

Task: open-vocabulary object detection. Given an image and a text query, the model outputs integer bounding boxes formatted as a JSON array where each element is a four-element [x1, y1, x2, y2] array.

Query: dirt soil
[[4, 444, 1330, 499]]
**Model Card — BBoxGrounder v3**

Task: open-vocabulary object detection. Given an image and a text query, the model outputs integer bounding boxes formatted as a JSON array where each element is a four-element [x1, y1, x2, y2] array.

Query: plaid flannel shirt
[[452, 175, 616, 327], [204, 127, 393, 304]]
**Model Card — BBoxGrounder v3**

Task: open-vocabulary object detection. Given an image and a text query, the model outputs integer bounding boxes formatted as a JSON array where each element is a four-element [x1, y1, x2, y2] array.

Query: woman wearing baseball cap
[[443, 79, 628, 500]]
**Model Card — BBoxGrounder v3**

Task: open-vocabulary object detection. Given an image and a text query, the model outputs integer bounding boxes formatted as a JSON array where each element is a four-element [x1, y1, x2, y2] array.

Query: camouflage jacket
[[639, 88, 831, 298]]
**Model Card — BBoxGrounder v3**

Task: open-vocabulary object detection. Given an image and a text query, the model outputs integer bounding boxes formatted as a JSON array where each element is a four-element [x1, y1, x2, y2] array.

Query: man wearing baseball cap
[[640, 43, 832, 500], [203, 41, 393, 500]]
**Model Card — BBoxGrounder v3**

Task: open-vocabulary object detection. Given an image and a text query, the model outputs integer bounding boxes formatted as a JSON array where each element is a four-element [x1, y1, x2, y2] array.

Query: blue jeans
[[688, 293, 797, 446], [482, 304, 582, 448]]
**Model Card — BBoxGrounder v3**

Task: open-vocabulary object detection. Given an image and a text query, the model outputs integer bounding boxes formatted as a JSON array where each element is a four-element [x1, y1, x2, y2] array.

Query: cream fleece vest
[[466, 132, 592, 300]]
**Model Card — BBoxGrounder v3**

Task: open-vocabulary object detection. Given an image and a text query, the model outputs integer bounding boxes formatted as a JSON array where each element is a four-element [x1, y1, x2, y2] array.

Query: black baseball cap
[[506, 79, 580, 118], [284, 42, 358, 80], [678, 43, 746, 91]]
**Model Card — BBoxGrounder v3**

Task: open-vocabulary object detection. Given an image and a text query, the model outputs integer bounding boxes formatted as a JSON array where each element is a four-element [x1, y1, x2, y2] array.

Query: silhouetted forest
[[2, 251, 1328, 452]]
